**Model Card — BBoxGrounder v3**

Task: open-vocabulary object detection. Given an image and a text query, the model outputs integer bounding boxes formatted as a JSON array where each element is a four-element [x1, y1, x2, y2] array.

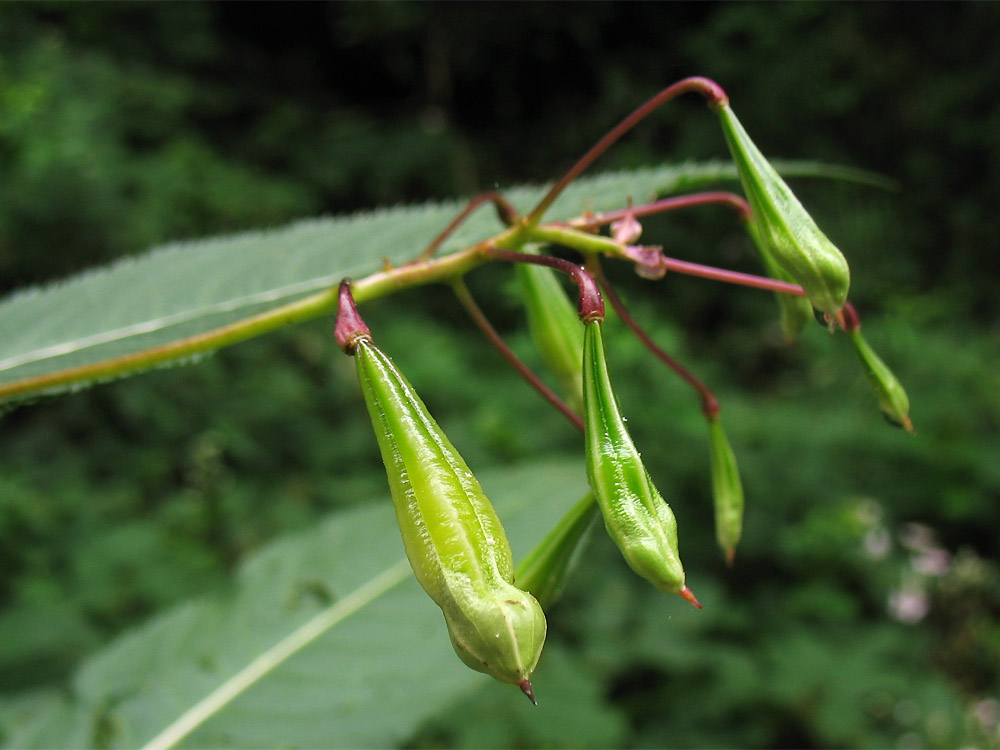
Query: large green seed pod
[[718, 103, 850, 314], [582, 319, 699, 606], [515, 257, 586, 415], [353, 337, 546, 701]]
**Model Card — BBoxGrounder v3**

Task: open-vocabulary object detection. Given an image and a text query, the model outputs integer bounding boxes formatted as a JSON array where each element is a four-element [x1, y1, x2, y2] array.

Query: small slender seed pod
[[706, 416, 745, 565], [744, 217, 815, 343], [841, 307, 913, 433], [717, 103, 850, 314], [337, 281, 546, 702], [515, 254, 586, 415], [582, 318, 700, 607], [515, 492, 600, 609]]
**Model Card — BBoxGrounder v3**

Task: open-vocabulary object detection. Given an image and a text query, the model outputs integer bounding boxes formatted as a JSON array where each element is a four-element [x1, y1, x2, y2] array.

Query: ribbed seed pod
[[582, 319, 699, 606], [353, 336, 546, 701], [717, 103, 850, 314], [515, 256, 586, 415], [744, 218, 815, 343]]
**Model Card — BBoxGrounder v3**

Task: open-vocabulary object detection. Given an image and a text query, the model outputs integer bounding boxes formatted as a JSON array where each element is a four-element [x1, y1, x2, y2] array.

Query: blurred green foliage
[[1, 2, 999, 748]]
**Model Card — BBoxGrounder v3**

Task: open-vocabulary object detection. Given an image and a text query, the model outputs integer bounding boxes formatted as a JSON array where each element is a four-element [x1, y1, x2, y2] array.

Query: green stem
[[0, 204, 797, 405]]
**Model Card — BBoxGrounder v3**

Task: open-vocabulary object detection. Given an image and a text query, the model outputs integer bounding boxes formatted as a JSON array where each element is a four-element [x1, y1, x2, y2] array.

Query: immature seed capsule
[[582, 318, 700, 606], [744, 218, 815, 343], [707, 416, 745, 565], [842, 308, 913, 434], [338, 285, 546, 702], [515, 492, 600, 609], [717, 103, 851, 314], [515, 255, 586, 415]]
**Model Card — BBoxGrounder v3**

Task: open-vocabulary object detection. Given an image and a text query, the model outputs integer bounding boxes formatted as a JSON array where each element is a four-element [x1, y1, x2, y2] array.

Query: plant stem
[[0, 199, 800, 405], [572, 191, 751, 231], [412, 191, 518, 264], [450, 278, 584, 433], [587, 258, 720, 419], [485, 248, 605, 322], [659, 256, 807, 296], [526, 77, 728, 225]]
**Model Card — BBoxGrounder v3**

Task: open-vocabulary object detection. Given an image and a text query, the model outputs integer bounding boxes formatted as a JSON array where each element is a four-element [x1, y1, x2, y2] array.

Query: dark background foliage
[[1, 3, 998, 747]]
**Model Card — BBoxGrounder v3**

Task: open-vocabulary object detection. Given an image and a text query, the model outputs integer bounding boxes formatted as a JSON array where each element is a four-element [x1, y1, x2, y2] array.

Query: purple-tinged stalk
[[412, 191, 518, 264], [486, 249, 605, 323], [513, 246, 587, 416], [526, 77, 728, 225], [451, 277, 584, 433], [572, 191, 752, 234]]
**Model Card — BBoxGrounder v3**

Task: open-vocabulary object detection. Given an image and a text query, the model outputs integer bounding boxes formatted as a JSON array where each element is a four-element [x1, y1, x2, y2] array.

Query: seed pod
[[744, 217, 815, 343], [717, 103, 850, 314], [343, 304, 546, 701], [842, 311, 913, 434], [515, 255, 586, 415], [515, 492, 600, 609], [582, 318, 700, 607], [707, 416, 745, 565]]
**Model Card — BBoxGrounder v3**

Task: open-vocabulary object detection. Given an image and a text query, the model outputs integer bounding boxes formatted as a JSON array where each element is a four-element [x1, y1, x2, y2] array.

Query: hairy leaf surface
[[0, 460, 588, 749], [0, 161, 888, 401]]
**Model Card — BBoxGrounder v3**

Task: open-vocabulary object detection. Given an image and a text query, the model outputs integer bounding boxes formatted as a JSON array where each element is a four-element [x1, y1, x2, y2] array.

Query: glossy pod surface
[[354, 338, 546, 690], [718, 103, 850, 314], [582, 320, 695, 603]]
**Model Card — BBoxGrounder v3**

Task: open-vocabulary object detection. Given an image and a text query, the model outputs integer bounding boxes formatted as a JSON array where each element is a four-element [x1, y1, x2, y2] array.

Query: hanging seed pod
[[515, 254, 586, 415], [515, 492, 600, 609], [744, 218, 815, 343], [717, 103, 850, 314], [841, 304, 914, 434], [706, 416, 745, 565], [336, 282, 546, 703], [582, 318, 700, 607]]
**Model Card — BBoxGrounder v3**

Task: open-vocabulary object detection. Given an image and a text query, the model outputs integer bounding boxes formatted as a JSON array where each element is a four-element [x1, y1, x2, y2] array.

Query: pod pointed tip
[[902, 415, 915, 435], [725, 547, 736, 567], [519, 678, 538, 706], [679, 586, 703, 609]]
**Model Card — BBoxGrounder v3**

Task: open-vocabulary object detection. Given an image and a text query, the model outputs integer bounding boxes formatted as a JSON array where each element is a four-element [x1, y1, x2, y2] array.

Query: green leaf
[[0, 161, 888, 404], [0, 460, 588, 750]]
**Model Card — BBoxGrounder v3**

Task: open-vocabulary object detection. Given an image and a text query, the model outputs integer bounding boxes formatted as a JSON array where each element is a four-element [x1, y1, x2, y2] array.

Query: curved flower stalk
[[515, 247, 586, 416]]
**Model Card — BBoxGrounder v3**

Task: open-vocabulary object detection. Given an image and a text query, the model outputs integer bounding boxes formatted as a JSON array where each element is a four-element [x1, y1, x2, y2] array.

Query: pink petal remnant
[[519, 678, 538, 706], [679, 586, 703, 609], [334, 280, 372, 354], [622, 244, 668, 280]]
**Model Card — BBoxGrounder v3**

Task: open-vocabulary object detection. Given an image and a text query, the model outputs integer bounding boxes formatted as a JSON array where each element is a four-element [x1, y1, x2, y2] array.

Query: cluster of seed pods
[[332, 78, 912, 702]]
